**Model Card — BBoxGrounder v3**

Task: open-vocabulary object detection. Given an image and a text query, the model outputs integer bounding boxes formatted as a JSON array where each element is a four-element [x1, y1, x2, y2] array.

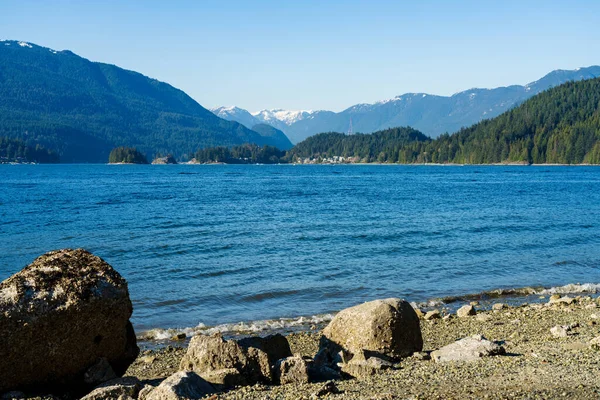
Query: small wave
[[537, 282, 600, 295], [139, 313, 334, 341], [412, 282, 600, 309]]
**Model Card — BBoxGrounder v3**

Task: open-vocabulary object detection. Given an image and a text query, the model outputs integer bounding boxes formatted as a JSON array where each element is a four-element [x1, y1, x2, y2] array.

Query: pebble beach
[[125, 295, 600, 399]]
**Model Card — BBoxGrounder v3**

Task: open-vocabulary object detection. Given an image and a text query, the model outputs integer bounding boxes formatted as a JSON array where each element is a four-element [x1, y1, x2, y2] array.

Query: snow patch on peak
[[251, 109, 314, 125], [18, 41, 32, 48]]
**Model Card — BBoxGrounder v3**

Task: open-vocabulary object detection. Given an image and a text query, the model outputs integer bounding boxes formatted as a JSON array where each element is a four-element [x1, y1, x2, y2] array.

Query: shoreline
[[127, 294, 600, 399], [137, 281, 600, 346]]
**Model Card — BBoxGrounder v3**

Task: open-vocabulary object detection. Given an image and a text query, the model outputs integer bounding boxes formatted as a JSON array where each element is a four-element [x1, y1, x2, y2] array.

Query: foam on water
[[140, 313, 334, 341], [140, 282, 600, 343]]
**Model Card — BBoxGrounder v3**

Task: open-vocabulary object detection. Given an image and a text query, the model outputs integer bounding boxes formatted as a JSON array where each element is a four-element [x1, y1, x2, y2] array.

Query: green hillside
[[0, 41, 285, 162], [288, 78, 600, 164], [0, 136, 59, 163]]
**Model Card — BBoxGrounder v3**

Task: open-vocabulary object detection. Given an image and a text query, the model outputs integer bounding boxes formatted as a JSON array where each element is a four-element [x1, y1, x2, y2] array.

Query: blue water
[[1, 165, 600, 334]]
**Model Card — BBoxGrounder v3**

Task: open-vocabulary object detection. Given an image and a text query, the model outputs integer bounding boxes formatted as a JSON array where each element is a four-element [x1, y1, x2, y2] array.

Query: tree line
[[0, 137, 59, 163]]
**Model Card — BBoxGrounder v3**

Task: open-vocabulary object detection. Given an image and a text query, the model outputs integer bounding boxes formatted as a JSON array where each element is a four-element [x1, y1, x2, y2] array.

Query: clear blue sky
[[1, 0, 599, 112]]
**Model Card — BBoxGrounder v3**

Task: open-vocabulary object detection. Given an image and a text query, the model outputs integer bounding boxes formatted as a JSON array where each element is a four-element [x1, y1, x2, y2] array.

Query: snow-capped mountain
[[211, 106, 261, 130], [212, 66, 600, 144]]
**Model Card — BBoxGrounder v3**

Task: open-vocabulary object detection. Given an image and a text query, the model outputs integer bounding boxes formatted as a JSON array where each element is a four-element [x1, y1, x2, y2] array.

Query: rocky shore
[[124, 296, 600, 399], [2, 250, 600, 399]]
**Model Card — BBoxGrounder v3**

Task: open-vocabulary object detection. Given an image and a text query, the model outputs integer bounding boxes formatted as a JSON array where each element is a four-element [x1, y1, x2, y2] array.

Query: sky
[[1, 0, 599, 112]]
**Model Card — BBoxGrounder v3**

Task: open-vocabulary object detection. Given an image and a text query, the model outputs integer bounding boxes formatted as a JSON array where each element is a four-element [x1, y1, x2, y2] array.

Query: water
[[1, 165, 600, 338]]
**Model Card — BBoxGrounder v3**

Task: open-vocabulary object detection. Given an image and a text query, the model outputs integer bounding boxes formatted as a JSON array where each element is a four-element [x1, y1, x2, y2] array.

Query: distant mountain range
[[0, 40, 292, 162], [212, 66, 600, 144]]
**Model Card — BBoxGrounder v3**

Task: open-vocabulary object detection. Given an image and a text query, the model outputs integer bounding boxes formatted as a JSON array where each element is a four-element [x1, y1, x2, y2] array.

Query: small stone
[[275, 356, 310, 385], [549, 294, 561, 301], [84, 358, 118, 386], [550, 325, 571, 338], [340, 356, 393, 379], [171, 333, 186, 341], [492, 303, 506, 311], [144, 371, 215, 400], [424, 310, 441, 320], [412, 351, 431, 361], [140, 355, 157, 364], [457, 304, 476, 318], [470, 301, 479, 306], [81, 377, 141, 400], [312, 380, 341, 397], [412, 307, 424, 319], [549, 296, 575, 306], [590, 336, 600, 350], [587, 321, 596, 326], [476, 314, 492, 322]]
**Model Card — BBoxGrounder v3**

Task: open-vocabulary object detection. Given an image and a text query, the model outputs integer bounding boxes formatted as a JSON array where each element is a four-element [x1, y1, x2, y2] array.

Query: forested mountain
[[249, 124, 293, 150], [287, 78, 600, 164], [0, 136, 59, 163], [0, 40, 286, 162], [214, 66, 600, 143]]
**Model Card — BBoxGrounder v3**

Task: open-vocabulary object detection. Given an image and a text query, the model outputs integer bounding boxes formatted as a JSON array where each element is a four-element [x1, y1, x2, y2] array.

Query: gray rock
[[275, 356, 310, 384], [138, 385, 154, 400], [550, 325, 572, 338], [237, 334, 292, 366], [492, 303, 506, 311], [340, 356, 393, 379], [456, 304, 476, 318], [0, 249, 139, 392], [81, 377, 141, 400], [424, 309, 442, 320], [144, 372, 215, 400], [431, 334, 505, 362], [548, 296, 576, 305], [412, 351, 431, 361], [179, 333, 272, 387], [319, 298, 423, 363]]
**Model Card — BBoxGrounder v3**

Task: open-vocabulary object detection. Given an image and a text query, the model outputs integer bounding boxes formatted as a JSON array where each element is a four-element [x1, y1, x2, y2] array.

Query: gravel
[[122, 297, 600, 399]]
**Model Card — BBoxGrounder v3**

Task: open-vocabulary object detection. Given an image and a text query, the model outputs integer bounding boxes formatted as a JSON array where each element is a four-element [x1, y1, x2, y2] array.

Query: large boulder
[[0, 249, 139, 393], [180, 334, 272, 387], [319, 298, 422, 363]]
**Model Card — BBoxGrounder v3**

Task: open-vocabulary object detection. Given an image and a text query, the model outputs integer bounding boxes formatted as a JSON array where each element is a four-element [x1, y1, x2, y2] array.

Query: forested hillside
[[0, 137, 59, 163], [287, 78, 600, 164], [0, 41, 287, 162], [191, 144, 286, 164], [286, 127, 430, 163]]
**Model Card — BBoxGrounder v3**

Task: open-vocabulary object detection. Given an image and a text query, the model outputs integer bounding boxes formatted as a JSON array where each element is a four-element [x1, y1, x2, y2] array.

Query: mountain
[[287, 77, 600, 164], [0, 40, 286, 162], [211, 106, 262, 130], [214, 66, 600, 144], [249, 124, 293, 150]]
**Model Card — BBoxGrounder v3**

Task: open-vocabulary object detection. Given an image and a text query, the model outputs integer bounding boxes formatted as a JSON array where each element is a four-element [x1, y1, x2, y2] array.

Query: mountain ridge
[[213, 66, 600, 143], [0, 40, 292, 162]]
